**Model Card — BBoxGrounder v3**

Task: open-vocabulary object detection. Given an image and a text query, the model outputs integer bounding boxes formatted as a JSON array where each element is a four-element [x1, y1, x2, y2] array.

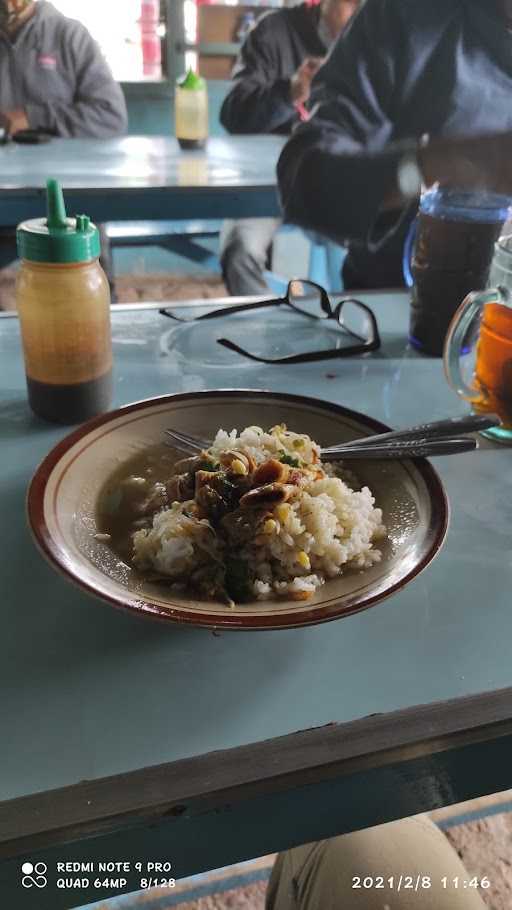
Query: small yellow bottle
[[175, 69, 208, 150], [16, 179, 112, 424]]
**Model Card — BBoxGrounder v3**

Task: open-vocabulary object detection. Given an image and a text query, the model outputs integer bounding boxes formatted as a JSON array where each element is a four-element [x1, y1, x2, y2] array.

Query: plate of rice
[[27, 390, 449, 630]]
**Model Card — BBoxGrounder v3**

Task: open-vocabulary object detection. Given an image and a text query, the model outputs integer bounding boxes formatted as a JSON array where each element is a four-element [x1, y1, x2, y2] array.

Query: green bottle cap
[[16, 178, 101, 263], [177, 69, 206, 91]]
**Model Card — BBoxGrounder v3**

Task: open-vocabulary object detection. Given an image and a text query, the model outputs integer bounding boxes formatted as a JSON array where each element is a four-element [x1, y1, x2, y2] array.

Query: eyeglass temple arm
[[217, 337, 379, 364], [161, 297, 284, 322]]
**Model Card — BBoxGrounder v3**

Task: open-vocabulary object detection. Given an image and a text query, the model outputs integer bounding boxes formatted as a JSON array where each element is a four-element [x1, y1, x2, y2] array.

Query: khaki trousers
[[265, 815, 486, 910]]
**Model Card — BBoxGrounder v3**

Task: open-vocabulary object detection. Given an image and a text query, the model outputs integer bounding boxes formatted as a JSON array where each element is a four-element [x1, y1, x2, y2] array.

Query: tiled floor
[[431, 789, 512, 824]]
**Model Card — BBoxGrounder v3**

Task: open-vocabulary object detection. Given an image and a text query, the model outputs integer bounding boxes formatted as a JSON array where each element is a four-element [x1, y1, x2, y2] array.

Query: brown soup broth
[[97, 444, 179, 564], [473, 302, 512, 429]]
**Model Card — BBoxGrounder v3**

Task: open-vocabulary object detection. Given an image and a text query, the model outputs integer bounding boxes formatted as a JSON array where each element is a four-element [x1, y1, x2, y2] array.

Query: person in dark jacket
[[278, 0, 512, 290], [0, 0, 128, 307], [219, 0, 360, 296]]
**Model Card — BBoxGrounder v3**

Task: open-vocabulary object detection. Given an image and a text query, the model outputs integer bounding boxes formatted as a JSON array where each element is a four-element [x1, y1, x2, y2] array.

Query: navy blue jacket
[[220, 4, 326, 135], [278, 0, 512, 288]]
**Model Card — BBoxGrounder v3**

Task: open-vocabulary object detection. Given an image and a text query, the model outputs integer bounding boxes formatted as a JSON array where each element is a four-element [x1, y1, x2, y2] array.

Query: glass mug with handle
[[444, 278, 512, 444]]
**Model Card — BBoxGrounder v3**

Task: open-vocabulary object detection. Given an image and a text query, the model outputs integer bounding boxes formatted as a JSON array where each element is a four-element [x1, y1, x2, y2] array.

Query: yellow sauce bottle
[[16, 179, 112, 424], [175, 69, 208, 150]]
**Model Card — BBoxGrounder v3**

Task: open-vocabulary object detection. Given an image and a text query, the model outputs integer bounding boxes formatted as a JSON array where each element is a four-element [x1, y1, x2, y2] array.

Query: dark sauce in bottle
[[16, 180, 113, 425], [27, 370, 113, 424], [177, 138, 206, 150]]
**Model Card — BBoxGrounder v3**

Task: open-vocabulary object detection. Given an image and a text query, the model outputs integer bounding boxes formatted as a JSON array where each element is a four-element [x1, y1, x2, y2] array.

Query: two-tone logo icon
[[21, 862, 47, 888]]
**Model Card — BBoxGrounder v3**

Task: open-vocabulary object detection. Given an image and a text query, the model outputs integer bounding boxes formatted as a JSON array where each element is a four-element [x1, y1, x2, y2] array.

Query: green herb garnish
[[279, 453, 300, 467], [225, 557, 251, 603], [197, 458, 218, 472]]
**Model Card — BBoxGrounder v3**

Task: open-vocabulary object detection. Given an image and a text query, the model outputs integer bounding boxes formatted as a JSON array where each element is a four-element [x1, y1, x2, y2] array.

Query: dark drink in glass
[[408, 190, 510, 356]]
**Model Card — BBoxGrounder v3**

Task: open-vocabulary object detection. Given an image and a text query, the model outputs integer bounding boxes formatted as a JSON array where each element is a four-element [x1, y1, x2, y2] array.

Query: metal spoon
[[325, 436, 478, 460], [323, 413, 500, 454]]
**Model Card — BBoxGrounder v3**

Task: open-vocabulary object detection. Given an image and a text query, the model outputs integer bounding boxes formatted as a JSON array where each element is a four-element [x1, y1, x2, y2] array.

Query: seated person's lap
[[265, 815, 486, 910]]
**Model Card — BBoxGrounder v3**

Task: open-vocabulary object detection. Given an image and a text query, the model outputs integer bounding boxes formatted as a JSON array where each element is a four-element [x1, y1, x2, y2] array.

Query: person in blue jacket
[[278, 0, 512, 290]]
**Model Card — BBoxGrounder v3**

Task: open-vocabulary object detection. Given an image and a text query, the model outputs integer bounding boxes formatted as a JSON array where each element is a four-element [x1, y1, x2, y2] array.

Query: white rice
[[133, 505, 223, 577], [209, 424, 321, 467], [132, 425, 386, 602]]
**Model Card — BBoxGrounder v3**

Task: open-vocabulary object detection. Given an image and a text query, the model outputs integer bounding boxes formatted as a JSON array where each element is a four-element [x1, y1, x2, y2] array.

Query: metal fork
[[165, 428, 211, 453], [163, 415, 499, 460], [165, 413, 499, 456]]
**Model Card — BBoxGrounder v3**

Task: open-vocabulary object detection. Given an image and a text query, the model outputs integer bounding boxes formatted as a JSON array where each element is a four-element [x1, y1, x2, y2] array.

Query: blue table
[[1, 294, 511, 909], [0, 135, 284, 226], [0, 134, 342, 293]]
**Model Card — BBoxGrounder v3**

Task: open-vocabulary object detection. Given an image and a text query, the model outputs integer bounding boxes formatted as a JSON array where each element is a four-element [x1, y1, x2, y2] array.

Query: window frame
[[119, 0, 178, 99], [121, 0, 284, 98]]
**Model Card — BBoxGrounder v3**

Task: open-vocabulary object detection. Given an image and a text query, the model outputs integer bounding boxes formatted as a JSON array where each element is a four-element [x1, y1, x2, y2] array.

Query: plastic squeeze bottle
[[16, 179, 112, 424], [175, 69, 208, 150]]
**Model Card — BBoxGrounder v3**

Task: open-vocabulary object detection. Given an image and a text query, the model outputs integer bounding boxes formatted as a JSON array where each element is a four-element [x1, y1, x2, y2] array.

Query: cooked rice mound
[[132, 425, 386, 605]]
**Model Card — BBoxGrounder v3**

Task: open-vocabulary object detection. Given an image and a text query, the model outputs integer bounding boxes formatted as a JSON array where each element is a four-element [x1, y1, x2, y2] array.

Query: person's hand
[[290, 57, 325, 105], [0, 109, 30, 136], [419, 131, 512, 196]]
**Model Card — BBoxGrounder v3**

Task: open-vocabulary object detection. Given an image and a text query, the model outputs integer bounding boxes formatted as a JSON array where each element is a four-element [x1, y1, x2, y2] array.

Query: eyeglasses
[[159, 280, 380, 364]]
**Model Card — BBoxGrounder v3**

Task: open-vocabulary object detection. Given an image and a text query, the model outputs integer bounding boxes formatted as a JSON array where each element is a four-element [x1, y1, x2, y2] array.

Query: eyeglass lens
[[336, 300, 374, 342], [287, 280, 328, 318]]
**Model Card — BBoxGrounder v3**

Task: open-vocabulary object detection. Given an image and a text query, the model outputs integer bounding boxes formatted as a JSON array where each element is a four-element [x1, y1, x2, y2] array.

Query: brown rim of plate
[[26, 389, 450, 631]]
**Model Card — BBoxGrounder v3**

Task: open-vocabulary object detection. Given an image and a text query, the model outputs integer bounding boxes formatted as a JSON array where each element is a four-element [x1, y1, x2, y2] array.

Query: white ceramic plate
[[27, 390, 449, 630]]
